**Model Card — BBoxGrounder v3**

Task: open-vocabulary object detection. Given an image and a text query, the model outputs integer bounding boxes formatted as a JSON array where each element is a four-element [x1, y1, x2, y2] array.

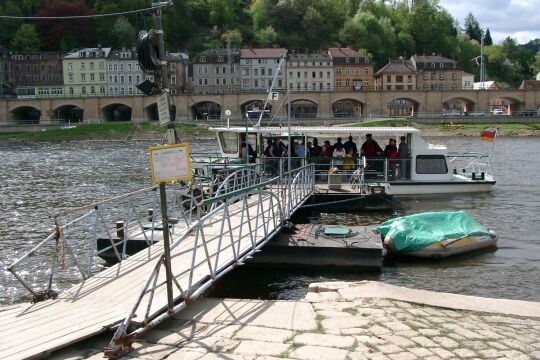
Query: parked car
[[491, 109, 504, 115], [441, 110, 462, 117], [518, 110, 538, 117], [467, 111, 485, 117]]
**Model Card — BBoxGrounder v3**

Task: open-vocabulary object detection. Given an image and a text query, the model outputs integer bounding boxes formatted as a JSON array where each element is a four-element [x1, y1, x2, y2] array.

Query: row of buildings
[[0, 45, 480, 100]]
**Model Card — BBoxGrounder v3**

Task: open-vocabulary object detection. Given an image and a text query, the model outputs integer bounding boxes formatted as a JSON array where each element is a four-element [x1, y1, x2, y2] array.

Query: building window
[[216, 78, 220, 85], [215, 67, 220, 74], [396, 75, 403, 83], [171, 75, 176, 85], [90, 73, 95, 81], [439, 73, 444, 80], [452, 73, 456, 80], [90, 62, 94, 70], [268, 68, 272, 76], [108, 64, 113, 71], [387, 75, 391, 83], [68, 63, 73, 71], [254, 68, 258, 76], [200, 56, 206, 62], [69, 87, 74, 95], [336, 68, 342, 75], [254, 80, 258, 87], [408, 75, 412, 83], [336, 79, 342, 87], [82, 87, 86, 94], [289, 71, 293, 78], [81, 74, 86, 82], [91, 86, 95, 94], [120, 75, 125, 83], [278, 79, 282, 87], [100, 73, 105, 81], [365, 68, 369, 74], [345, 68, 350, 75], [355, 68, 360, 75], [218, 56, 224, 62]]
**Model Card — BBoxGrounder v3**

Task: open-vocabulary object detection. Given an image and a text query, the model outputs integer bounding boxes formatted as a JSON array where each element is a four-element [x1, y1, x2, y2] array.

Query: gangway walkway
[[1, 165, 314, 359]]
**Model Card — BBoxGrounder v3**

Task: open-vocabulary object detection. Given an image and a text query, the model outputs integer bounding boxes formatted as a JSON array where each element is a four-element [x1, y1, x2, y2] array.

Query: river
[[1, 137, 539, 304]]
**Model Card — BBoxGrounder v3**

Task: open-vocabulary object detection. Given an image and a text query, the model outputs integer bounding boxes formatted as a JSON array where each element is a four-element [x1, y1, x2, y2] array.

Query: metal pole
[[287, 88, 292, 218], [153, 1, 174, 312]]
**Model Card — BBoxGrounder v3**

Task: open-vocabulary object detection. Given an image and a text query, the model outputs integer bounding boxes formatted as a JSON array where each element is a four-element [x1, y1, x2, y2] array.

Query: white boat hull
[[385, 231, 498, 258], [384, 181, 494, 195]]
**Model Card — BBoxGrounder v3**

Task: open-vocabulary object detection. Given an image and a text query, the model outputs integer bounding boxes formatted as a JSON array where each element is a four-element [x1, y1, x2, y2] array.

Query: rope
[[54, 217, 65, 269], [0, 2, 172, 20]]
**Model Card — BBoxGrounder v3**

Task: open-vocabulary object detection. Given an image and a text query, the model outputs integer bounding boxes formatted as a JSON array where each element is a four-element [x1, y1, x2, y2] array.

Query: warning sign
[[149, 144, 192, 183]]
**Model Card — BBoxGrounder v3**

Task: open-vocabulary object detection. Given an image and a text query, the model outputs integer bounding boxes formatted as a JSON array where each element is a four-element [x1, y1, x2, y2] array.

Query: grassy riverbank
[[0, 119, 538, 141], [0, 122, 213, 142]]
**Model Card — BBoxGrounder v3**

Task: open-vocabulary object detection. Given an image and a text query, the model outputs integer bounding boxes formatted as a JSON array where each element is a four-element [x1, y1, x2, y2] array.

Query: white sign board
[[149, 144, 192, 183], [268, 91, 279, 101], [157, 92, 171, 126]]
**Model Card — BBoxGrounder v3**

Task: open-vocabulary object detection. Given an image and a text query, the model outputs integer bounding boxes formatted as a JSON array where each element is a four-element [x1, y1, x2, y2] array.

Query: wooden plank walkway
[[0, 188, 306, 359]]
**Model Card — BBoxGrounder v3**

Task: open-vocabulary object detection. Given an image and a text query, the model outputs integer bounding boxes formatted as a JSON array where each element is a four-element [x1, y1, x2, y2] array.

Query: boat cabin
[[210, 126, 454, 183]]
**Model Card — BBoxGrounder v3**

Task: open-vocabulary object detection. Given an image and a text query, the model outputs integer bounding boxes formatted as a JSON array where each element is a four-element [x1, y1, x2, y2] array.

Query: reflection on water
[[1, 137, 539, 304]]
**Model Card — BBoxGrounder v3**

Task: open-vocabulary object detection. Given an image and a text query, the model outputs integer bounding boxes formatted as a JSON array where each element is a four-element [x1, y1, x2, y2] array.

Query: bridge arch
[[489, 95, 524, 114], [191, 101, 221, 120], [442, 96, 476, 112], [331, 98, 364, 117], [102, 103, 132, 122], [53, 104, 84, 123], [145, 103, 159, 121], [240, 100, 272, 119], [386, 97, 419, 117], [10, 106, 41, 124], [290, 99, 318, 118]]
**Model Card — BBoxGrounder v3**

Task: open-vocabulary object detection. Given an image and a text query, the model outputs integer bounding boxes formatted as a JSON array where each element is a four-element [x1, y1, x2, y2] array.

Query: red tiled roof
[[328, 47, 362, 58], [519, 80, 540, 90], [240, 48, 286, 59]]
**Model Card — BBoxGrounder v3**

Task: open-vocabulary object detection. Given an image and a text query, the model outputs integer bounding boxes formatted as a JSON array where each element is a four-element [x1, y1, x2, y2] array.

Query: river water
[[1, 137, 539, 304]]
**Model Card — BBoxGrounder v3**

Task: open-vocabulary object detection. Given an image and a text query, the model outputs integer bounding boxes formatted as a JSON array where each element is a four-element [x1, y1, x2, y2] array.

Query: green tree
[[255, 26, 277, 47], [532, 50, 540, 76], [11, 24, 42, 52], [111, 17, 136, 49], [223, 29, 242, 47], [484, 28, 493, 46], [0, 1, 23, 48], [464, 13, 482, 42]]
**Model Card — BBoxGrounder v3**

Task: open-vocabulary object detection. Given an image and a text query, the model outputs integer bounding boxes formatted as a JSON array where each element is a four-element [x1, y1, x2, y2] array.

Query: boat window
[[416, 155, 448, 174], [219, 132, 238, 154]]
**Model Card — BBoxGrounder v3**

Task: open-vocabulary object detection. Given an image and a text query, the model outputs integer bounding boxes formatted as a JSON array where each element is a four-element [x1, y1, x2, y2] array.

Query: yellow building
[[328, 47, 373, 91], [63, 47, 110, 97]]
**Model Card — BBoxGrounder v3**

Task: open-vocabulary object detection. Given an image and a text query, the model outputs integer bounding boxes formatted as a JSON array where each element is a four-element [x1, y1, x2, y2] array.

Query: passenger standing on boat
[[320, 140, 333, 171], [383, 138, 398, 179], [333, 143, 346, 169], [398, 136, 409, 179], [332, 137, 344, 152], [296, 138, 307, 168], [241, 142, 256, 163], [361, 134, 383, 171], [344, 135, 358, 157], [309, 138, 322, 157], [263, 138, 276, 175]]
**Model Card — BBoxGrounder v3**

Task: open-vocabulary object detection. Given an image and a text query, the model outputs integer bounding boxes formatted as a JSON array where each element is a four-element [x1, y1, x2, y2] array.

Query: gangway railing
[[105, 164, 315, 357], [6, 185, 203, 302]]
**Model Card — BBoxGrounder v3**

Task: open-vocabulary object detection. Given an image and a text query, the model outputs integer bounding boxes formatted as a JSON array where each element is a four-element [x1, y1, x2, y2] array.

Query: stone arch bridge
[[1, 89, 539, 124]]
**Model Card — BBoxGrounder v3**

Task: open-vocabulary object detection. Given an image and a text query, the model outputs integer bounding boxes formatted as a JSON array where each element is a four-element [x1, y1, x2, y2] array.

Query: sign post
[[149, 144, 192, 312]]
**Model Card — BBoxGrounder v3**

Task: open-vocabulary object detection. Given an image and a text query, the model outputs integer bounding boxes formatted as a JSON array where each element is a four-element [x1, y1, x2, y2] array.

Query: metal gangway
[[1, 164, 315, 359]]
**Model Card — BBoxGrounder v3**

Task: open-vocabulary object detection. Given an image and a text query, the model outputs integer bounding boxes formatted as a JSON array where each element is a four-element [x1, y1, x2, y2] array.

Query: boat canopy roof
[[209, 126, 421, 135]]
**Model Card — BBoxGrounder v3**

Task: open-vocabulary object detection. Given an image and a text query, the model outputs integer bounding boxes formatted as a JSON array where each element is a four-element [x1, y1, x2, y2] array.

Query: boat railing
[[447, 152, 493, 179], [106, 163, 315, 356], [6, 185, 203, 302]]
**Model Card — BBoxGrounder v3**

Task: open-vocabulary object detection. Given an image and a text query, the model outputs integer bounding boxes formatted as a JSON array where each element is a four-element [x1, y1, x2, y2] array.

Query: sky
[[438, 0, 540, 44]]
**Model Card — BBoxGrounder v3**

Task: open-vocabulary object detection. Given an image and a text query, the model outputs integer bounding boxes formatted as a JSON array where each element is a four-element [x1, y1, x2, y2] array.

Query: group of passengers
[[361, 134, 410, 179], [258, 134, 409, 179]]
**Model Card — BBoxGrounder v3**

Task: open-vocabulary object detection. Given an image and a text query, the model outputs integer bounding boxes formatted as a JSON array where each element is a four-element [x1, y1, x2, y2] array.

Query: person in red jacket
[[361, 134, 383, 171], [383, 138, 398, 179]]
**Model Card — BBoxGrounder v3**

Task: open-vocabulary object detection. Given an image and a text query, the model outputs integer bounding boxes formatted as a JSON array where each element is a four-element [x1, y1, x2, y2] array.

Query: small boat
[[373, 211, 497, 258]]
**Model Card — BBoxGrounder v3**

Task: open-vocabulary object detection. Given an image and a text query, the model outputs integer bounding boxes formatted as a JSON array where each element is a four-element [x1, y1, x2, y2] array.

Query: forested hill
[[1, 0, 540, 87]]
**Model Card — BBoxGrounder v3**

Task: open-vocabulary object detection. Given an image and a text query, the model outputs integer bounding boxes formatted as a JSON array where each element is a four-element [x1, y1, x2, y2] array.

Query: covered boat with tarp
[[373, 211, 497, 258]]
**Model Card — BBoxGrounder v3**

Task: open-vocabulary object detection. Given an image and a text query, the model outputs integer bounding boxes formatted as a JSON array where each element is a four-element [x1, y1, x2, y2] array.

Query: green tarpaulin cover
[[372, 211, 491, 253]]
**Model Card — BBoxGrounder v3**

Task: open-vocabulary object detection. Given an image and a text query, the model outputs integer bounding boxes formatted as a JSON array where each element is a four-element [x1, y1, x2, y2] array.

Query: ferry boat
[[196, 125, 495, 196]]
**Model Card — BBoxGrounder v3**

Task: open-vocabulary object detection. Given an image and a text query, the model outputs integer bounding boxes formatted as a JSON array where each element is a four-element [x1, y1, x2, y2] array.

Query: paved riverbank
[[50, 281, 540, 360]]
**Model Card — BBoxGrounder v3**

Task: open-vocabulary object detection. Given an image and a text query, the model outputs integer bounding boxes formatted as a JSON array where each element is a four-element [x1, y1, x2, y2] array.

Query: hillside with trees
[[0, 0, 538, 88]]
